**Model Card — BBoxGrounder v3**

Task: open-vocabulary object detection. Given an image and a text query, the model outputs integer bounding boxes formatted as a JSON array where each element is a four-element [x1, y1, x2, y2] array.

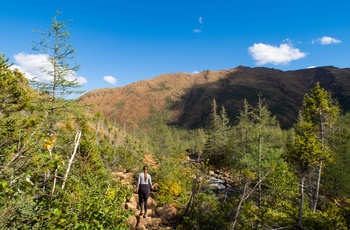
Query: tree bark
[[297, 170, 306, 230], [231, 180, 248, 230], [313, 112, 325, 212], [258, 133, 262, 209], [51, 168, 58, 195], [61, 131, 81, 190], [312, 161, 322, 212]]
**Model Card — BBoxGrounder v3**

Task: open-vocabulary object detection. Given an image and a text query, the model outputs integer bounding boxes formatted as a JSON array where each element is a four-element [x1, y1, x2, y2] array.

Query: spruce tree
[[324, 113, 350, 197], [231, 96, 287, 228], [286, 82, 338, 228], [203, 98, 231, 165], [32, 10, 84, 133], [287, 119, 325, 230], [0, 53, 32, 174], [0, 54, 31, 117], [300, 82, 339, 212]]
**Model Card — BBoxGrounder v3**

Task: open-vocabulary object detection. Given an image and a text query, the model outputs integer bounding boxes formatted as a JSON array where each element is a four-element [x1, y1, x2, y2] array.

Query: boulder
[[152, 182, 159, 191], [155, 205, 178, 221], [129, 194, 139, 204], [125, 201, 137, 210], [136, 223, 147, 230], [138, 216, 152, 226], [148, 196, 158, 208], [127, 216, 137, 228], [147, 217, 162, 227]]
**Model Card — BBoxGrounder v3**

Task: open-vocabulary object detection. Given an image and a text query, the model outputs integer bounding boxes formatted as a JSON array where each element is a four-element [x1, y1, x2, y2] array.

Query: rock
[[127, 216, 137, 228], [136, 223, 147, 230], [129, 194, 139, 204], [148, 196, 158, 208], [138, 217, 152, 226], [155, 205, 178, 221], [133, 209, 141, 216], [152, 182, 159, 191], [148, 217, 162, 227], [124, 172, 134, 181], [143, 154, 158, 168], [112, 171, 135, 185], [117, 170, 177, 229], [125, 201, 137, 210]]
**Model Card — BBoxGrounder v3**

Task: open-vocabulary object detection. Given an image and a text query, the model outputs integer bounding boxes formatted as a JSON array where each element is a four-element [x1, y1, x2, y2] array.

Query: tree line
[[185, 84, 350, 229]]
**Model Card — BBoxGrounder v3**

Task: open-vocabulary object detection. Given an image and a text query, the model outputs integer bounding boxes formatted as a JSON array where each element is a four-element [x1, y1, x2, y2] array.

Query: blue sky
[[1, 0, 349, 95]]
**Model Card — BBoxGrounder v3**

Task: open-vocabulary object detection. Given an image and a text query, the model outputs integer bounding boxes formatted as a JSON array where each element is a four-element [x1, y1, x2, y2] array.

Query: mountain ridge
[[78, 65, 350, 129]]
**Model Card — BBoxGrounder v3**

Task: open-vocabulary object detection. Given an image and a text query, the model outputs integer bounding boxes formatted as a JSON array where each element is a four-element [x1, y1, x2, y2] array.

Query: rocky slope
[[78, 66, 350, 129]]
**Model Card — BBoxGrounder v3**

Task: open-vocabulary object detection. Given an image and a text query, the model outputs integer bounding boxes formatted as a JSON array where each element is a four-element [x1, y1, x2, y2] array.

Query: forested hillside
[[2, 12, 350, 230]]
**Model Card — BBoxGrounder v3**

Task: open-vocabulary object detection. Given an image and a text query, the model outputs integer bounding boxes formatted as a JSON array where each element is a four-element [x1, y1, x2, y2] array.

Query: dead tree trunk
[[61, 131, 81, 190]]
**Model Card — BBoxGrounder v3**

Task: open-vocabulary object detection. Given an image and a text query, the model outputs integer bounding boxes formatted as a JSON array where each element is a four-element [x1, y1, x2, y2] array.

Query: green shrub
[[183, 192, 232, 230]]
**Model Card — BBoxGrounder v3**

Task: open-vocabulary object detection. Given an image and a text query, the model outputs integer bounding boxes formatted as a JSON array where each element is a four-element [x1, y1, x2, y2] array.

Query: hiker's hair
[[143, 166, 148, 181]]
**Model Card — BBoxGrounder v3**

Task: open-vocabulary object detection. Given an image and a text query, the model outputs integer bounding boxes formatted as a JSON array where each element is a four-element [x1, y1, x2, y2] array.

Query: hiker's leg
[[144, 187, 150, 214], [138, 189, 144, 214]]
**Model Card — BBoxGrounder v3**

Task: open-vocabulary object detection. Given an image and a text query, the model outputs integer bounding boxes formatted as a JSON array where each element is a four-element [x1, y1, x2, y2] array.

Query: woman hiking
[[137, 165, 153, 218]]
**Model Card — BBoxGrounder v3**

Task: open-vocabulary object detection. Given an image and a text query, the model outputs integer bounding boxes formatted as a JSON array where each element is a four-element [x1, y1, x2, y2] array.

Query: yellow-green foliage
[[152, 153, 195, 207], [165, 180, 183, 196], [157, 179, 184, 205], [302, 201, 348, 229], [0, 54, 31, 116]]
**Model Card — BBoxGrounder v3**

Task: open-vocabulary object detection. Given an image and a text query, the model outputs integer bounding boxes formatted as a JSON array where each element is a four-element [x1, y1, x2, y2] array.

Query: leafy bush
[[302, 201, 348, 230], [0, 173, 133, 229], [182, 192, 232, 230], [156, 179, 184, 205]]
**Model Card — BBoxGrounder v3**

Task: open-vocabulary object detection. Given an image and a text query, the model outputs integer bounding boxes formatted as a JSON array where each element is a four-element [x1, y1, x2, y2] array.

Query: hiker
[[137, 165, 153, 218]]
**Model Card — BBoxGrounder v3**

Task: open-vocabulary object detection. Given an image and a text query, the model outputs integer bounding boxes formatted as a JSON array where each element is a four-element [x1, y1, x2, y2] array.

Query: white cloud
[[307, 66, 317, 69], [248, 42, 307, 65], [192, 70, 200, 74], [198, 16, 203, 25], [11, 52, 87, 84], [66, 75, 88, 84], [193, 16, 203, 33], [103, 75, 117, 85], [12, 53, 49, 80], [312, 36, 341, 45]]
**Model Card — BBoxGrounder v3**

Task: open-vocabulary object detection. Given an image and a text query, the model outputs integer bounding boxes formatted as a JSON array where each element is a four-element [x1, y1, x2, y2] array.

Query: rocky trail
[[125, 193, 178, 230], [113, 155, 178, 230], [112, 155, 237, 229], [113, 167, 179, 229]]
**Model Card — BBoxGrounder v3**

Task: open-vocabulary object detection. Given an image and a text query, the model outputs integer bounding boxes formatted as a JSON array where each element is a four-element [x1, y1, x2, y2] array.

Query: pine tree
[[324, 113, 350, 197], [251, 95, 284, 208], [234, 97, 284, 186], [0, 54, 31, 117], [286, 82, 338, 229], [287, 119, 326, 229], [32, 10, 84, 133], [300, 82, 339, 212], [18, 11, 92, 198], [0, 53, 33, 174], [203, 98, 231, 165]]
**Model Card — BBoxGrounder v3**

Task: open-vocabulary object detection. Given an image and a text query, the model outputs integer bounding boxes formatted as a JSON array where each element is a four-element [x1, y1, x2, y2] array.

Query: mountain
[[78, 66, 350, 130]]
